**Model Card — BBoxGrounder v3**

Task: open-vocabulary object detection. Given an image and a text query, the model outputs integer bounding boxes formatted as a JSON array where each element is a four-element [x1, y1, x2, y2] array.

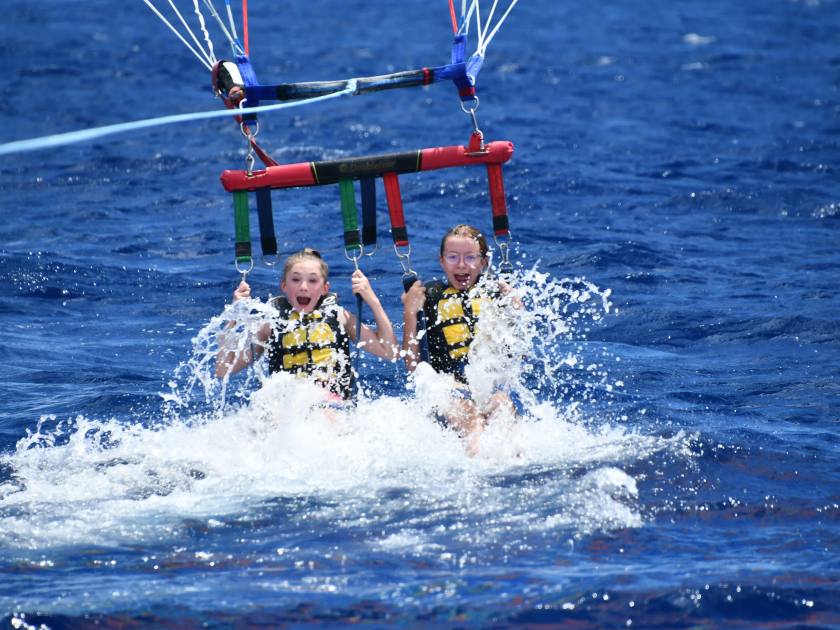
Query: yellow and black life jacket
[[423, 281, 493, 380], [266, 293, 353, 399]]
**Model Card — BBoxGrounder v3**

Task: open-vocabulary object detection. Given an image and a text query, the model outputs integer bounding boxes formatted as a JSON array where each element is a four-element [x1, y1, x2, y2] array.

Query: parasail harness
[[145, 0, 519, 385]]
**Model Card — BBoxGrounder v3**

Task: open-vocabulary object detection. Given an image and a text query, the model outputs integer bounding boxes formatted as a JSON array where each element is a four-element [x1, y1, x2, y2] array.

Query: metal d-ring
[[460, 95, 480, 116], [235, 257, 254, 280], [344, 245, 364, 271]]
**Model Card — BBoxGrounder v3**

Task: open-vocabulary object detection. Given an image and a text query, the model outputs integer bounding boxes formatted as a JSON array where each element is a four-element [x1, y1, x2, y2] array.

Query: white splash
[[0, 265, 690, 551]]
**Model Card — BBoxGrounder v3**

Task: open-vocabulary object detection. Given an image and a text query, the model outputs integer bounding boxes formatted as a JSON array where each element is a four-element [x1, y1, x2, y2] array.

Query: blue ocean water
[[1, 0, 839, 627]]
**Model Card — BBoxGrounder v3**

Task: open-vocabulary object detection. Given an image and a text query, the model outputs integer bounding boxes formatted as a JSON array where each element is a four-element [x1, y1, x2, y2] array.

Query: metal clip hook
[[238, 100, 259, 175], [494, 234, 513, 275], [393, 243, 414, 277], [460, 96, 486, 154], [344, 245, 364, 271]]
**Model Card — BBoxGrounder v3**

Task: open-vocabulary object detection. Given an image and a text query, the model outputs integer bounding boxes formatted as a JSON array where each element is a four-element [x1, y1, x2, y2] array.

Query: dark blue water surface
[[1, 0, 839, 627]]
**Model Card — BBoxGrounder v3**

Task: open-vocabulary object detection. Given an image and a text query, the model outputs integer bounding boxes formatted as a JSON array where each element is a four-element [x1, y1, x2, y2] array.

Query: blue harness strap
[[234, 54, 260, 124], [449, 34, 476, 100], [255, 188, 277, 257], [360, 177, 377, 248]]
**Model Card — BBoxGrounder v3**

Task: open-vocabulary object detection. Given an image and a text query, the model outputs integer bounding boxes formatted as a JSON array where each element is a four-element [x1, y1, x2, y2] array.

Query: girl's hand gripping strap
[[402, 274, 430, 365]]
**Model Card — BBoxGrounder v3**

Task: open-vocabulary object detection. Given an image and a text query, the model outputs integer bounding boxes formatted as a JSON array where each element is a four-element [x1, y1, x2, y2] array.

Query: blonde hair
[[283, 248, 329, 280], [439, 224, 489, 259]]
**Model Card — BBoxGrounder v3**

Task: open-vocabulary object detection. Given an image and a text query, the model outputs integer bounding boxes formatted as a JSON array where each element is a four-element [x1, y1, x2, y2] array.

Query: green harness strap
[[339, 178, 364, 397], [233, 191, 252, 266], [339, 178, 362, 255]]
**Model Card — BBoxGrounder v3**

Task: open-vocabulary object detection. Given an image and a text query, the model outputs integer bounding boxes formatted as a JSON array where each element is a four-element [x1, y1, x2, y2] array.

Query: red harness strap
[[487, 163, 509, 237], [383, 173, 409, 247]]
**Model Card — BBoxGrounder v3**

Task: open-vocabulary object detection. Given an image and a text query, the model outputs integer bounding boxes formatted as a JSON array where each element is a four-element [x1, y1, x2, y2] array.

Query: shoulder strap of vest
[[270, 295, 292, 315], [424, 279, 447, 302], [474, 276, 503, 300], [318, 292, 339, 309]]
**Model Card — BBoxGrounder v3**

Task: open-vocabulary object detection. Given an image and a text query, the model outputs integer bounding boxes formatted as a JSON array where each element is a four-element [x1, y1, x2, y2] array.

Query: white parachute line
[[143, 0, 213, 70], [165, 0, 215, 67], [193, 0, 217, 64], [473, 1, 484, 52], [201, 0, 242, 55], [463, 0, 477, 36], [477, 0, 519, 56], [457, 0, 468, 34], [480, 0, 500, 46], [452, 0, 477, 37], [0, 80, 359, 157], [223, 0, 239, 42]]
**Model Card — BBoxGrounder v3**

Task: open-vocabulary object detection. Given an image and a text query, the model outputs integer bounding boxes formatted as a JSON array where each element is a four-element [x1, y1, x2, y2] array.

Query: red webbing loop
[[487, 163, 510, 236], [224, 109, 278, 168], [449, 0, 459, 33], [241, 122, 278, 168], [383, 172, 409, 247]]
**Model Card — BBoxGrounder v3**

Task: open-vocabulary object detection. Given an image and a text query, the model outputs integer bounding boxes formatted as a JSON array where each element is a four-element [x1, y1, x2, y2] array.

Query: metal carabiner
[[344, 245, 364, 271], [393, 243, 414, 276], [238, 100, 260, 175], [460, 96, 481, 132], [494, 233, 513, 274], [461, 96, 487, 154]]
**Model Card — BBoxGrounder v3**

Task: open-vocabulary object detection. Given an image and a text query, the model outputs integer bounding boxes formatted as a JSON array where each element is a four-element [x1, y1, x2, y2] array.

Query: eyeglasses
[[443, 252, 481, 266], [301, 248, 322, 259]]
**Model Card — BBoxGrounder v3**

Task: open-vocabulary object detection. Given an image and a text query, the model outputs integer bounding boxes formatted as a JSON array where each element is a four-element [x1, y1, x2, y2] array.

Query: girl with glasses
[[402, 225, 519, 447]]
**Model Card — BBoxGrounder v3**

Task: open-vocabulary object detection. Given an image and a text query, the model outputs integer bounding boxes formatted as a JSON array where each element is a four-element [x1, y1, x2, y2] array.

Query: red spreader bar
[[221, 140, 514, 253], [220, 141, 513, 192]]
